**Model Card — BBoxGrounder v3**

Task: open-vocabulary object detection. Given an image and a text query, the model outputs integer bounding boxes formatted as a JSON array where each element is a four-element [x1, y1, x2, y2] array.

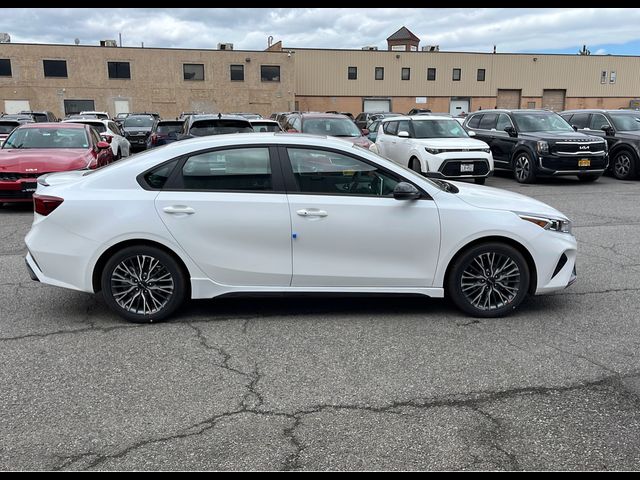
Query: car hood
[[450, 181, 568, 220], [0, 149, 92, 173], [518, 131, 602, 142], [409, 137, 489, 149]]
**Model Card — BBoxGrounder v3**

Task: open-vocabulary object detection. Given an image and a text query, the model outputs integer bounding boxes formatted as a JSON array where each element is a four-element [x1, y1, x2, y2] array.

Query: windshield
[[189, 120, 253, 136], [157, 123, 184, 134], [412, 119, 469, 138], [609, 113, 640, 131], [124, 116, 154, 128], [512, 113, 573, 132], [250, 122, 281, 132], [302, 118, 362, 137], [3, 127, 89, 149], [0, 123, 18, 134]]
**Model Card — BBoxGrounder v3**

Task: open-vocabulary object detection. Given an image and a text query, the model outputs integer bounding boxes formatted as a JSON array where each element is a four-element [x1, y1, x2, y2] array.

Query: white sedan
[[376, 115, 494, 184], [62, 118, 131, 159], [25, 133, 576, 323]]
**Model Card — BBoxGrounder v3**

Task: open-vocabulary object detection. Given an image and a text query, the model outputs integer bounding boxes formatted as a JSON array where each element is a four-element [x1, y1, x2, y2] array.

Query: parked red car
[[0, 123, 114, 203]]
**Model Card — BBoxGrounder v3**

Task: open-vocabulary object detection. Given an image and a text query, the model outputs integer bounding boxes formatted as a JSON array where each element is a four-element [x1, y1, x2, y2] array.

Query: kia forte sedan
[[25, 133, 577, 323]]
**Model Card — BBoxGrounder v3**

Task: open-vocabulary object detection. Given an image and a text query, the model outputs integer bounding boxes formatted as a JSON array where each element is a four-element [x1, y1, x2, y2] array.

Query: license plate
[[21, 182, 37, 193], [460, 164, 474, 173], [578, 158, 591, 167]]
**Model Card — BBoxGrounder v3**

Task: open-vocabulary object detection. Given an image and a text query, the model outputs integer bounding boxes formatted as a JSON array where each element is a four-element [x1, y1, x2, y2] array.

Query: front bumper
[[0, 178, 38, 203], [537, 154, 608, 176]]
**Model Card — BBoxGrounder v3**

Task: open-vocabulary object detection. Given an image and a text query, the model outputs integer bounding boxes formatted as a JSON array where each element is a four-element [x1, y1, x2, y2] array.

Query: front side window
[[43, 60, 67, 78], [180, 148, 271, 191], [108, 62, 131, 79], [261, 65, 280, 82], [412, 119, 469, 138], [588, 113, 611, 130], [564, 112, 589, 129], [183, 64, 204, 81], [4, 127, 88, 149], [495, 114, 513, 131], [609, 113, 640, 131], [375, 67, 384, 80], [287, 148, 399, 196], [479, 113, 498, 130], [512, 113, 573, 132], [230, 64, 244, 81]]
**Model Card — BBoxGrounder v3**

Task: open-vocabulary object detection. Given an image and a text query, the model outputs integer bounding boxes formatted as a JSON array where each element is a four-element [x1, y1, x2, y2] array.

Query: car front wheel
[[447, 242, 530, 317], [513, 152, 537, 184], [101, 245, 187, 323]]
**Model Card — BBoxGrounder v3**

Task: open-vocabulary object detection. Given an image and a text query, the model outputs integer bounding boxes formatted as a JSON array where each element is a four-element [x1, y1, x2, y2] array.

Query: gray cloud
[[0, 8, 637, 53]]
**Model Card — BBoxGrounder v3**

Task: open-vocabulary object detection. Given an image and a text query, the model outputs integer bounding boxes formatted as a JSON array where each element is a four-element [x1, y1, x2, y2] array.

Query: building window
[[401, 68, 410, 81], [600, 71, 608, 84], [610, 71, 617, 84], [108, 62, 131, 79], [375, 67, 384, 80], [43, 60, 67, 78], [477, 69, 486, 81], [0, 59, 11, 77], [452, 68, 461, 81], [230, 65, 244, 81], [348, 66, 357, 80], [261, 65, 280, 82], [64, 99, 95, 116], [427, 68, 436, 81], [183, 63, 204, 81]]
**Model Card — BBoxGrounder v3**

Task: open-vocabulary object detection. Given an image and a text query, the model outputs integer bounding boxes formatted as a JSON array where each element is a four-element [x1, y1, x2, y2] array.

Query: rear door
[[155, 145, 292, 286]]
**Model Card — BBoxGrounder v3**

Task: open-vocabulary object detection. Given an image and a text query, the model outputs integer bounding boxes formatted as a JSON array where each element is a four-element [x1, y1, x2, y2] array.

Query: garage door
[[4, 100, 30, 114], [496, 89, 521, 109], [363, 99, 391, 113], [542, 89, 566, 111]]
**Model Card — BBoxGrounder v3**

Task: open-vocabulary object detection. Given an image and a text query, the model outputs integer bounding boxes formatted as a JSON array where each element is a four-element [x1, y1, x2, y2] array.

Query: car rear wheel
[[513, 152, 537, 184], [447, 242, 530, 318], [612, 150, 637, 180], [101, 245, 187, 323]]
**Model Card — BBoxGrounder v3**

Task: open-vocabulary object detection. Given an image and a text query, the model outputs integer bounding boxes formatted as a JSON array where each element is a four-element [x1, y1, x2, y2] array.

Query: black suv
[[463, 109, 608, 183], [177, 114, 253, 140], [122, 114, 156, 151], [19, 110, 58, 122], [560, 109, 640, 180]]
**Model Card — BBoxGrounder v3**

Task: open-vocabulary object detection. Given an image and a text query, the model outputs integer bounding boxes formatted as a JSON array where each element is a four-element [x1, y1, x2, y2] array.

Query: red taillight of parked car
[[33, 194, 64, 216]]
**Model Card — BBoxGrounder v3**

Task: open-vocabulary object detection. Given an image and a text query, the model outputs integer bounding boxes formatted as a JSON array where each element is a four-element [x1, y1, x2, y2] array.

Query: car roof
[[191, 114, 250, 121], [469, 109, 557, 115], [249, 119, 279, 123], [381, 115, 456, 122], [561, 109, 640, 114], [21, 122, 85, 129], [296, 113, 351, 119], [158, 119, 185, 124]]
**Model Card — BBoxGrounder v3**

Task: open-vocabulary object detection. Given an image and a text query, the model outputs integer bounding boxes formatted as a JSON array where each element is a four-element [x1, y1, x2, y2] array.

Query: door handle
[[297, 209, 328, 217], [163, 205, 195, 215]]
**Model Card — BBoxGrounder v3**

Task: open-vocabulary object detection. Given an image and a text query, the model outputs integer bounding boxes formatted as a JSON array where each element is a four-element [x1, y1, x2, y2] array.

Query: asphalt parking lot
[[1, 173, 640, 470]]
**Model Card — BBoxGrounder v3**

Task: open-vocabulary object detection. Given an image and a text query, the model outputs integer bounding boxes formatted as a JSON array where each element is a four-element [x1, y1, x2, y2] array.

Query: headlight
[[536, 141, 549, 154], [425, 147, 443, 155], [519, 214, 572, 234], [480, 148, 491, 154]]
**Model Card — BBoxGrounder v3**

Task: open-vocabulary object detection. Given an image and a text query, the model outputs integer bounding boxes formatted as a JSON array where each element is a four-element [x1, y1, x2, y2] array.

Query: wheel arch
[[609, 143, 639, 173], [511, 145, 536, 168], [92, 239, 191, 296], [443, 235, 538, 295]]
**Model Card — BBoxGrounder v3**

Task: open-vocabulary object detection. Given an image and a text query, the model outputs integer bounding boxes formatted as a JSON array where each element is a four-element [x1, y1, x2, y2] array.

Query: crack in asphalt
[[541, 341, 619, 375], [186, 322, 252, 379], [53, 373, 640, 470], [0, 323, 144, 342], [558, 287, 640, 297]]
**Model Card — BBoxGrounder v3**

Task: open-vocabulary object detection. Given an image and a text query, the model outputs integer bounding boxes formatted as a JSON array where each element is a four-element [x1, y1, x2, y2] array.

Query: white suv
[[375, 115, 494, 184]]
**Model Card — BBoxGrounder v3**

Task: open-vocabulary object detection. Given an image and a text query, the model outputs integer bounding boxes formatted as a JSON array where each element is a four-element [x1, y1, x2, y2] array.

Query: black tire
[[612, 149, 637, 180], [512, 151, 537, 184], [410, 157, 422, 174], [447, 242, 530, 318], [474, 177, 486, 185], [577, 174, 600, 183], [101, 245, 187, 323]]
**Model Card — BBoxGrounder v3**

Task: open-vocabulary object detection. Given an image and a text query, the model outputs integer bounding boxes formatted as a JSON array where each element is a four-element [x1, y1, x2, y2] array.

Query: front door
[[281, 146, 440, 287], [155, 146, 292, 286]]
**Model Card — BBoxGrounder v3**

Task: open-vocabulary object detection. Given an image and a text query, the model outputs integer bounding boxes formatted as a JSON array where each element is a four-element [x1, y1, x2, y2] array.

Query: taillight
[[150, 134, 157, 145], [33, 194, 64, 216], [101, 134, 113, 144]]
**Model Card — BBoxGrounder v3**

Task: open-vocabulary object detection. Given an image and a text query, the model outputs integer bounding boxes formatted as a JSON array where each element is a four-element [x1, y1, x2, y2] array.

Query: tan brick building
[[1, 26, 640, 119]]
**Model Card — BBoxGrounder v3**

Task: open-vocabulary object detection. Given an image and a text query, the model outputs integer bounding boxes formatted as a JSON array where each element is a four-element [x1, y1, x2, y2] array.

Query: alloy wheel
[[110, 255, 175, 315], [514, 155, 530, 182], [460, 252, 521, 311], [614, 153, 631, 179]]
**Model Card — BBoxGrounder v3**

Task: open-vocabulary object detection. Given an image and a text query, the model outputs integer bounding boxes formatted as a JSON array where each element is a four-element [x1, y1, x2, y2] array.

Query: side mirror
[[96, 141, 110, 150], [504, 126, 517, 137], [361, 128, 369, 136], [393, 182, 421, 200], [467, 130, 477, 137], [602, 125, 614, 135], [572, 125, 579, 131], [397, 130, 410, 138]]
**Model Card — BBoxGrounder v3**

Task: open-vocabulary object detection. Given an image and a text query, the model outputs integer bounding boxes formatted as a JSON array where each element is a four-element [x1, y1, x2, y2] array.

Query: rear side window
[[479, 113, 498, 130], [143, 159, 180, 189], [566, 113, 589, 129], [180, 148, 272, 191], [466, 115, 482, 129], [86, 123, 106, 133], [383, 121, 398, 135]]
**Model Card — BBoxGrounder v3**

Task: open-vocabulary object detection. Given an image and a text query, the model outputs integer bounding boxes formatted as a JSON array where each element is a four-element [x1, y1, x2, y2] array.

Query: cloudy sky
[[1, 8, 639, 55]]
